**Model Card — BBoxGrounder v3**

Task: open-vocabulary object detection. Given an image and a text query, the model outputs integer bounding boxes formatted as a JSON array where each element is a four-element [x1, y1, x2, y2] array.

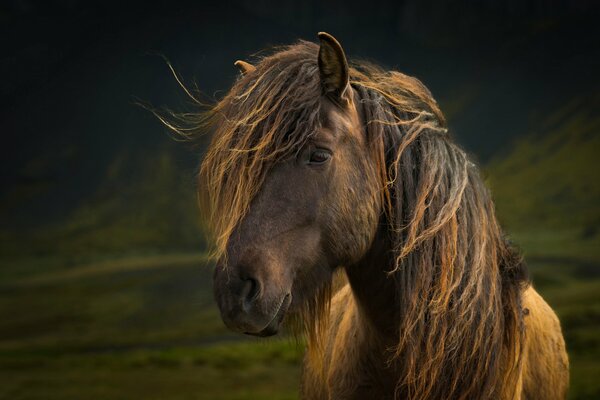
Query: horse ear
[[317, 32, 349, 101], [234, 60, 256, 75]]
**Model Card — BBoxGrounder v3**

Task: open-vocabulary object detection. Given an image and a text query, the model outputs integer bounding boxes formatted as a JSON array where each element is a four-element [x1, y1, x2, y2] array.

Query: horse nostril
[[240, 278, 259, 310]]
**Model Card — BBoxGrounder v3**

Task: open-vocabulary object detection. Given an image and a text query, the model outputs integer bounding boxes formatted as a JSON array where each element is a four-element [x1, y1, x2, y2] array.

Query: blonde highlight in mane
[[159, 40, 529, 399]]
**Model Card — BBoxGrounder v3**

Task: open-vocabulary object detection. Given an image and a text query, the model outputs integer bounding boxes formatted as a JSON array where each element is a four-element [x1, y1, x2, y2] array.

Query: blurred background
[[0, 0, 598, 399]]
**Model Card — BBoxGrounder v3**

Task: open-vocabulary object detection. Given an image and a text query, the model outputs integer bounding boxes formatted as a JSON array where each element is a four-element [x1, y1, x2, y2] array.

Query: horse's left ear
[[317, 32, 350, 102], [234, 60, 256, 75]]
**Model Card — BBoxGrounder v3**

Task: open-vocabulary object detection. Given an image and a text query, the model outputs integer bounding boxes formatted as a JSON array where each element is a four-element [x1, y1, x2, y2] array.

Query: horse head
[[211, 33, 381, 336]]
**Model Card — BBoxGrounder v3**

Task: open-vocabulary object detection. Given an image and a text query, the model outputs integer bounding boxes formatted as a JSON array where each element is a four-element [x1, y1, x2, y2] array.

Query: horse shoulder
[[521, 286, 569, 400]]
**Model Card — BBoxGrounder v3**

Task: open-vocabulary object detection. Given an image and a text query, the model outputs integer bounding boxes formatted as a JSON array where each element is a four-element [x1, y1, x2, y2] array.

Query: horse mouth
[[245, 293, 291, 337]]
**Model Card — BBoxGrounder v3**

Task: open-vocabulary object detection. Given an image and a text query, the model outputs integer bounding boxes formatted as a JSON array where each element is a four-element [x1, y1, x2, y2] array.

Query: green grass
[[0, 254, 303, 400], [0, 341, 302, 400]]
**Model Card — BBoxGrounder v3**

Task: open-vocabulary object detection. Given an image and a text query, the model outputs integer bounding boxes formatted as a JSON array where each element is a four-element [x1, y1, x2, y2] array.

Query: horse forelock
[[199, 41, 324, 260]]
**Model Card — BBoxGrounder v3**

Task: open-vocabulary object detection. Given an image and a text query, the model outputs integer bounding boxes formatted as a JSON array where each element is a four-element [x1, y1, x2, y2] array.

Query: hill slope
[[486, 95, 600, 260], [0, 147, 203, 262]]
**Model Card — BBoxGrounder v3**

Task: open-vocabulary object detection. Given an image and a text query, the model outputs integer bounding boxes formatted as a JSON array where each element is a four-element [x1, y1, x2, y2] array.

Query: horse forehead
[[319, 100, 362, 141]]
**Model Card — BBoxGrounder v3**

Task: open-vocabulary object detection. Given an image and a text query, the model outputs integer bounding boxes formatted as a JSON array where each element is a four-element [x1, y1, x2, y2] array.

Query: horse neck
[[344, 227, 399, 340]]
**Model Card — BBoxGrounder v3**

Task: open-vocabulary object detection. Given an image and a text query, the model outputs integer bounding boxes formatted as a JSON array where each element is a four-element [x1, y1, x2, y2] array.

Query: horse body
[[520, 288, 570, 399], [164, 32, 569, 399], [302, 281, 568, 399]]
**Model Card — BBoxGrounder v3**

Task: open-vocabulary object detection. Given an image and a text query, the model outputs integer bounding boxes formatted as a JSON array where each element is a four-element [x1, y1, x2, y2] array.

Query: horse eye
[[308, 149, 332, 165]]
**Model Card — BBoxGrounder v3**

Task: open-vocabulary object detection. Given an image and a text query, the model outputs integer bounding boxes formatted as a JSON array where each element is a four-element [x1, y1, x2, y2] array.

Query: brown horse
[[166, 33, 569, 399]]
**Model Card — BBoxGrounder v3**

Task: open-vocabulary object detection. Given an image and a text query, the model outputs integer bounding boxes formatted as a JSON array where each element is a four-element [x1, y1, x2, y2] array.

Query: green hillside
[[1, 148, 203, 267], [487, 95, 600, 261], [56, 149, 203, 254]]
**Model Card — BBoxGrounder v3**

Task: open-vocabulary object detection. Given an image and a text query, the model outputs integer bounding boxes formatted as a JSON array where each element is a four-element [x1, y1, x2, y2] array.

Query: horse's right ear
[[317, 32, 350, 102], [234, 60, 256, 75]]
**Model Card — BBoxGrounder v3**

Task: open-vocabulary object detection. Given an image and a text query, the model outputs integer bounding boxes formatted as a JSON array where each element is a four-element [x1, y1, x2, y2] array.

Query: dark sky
[[1, 0, 598, 227]]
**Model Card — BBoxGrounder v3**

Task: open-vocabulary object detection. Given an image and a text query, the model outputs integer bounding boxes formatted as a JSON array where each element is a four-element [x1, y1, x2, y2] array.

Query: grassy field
[[0, 253, 302, 400], [0, 242, 598, 399]]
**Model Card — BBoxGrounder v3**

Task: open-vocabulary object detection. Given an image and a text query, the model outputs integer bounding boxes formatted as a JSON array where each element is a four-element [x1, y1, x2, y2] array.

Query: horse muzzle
[[213, 260, 292, 337]]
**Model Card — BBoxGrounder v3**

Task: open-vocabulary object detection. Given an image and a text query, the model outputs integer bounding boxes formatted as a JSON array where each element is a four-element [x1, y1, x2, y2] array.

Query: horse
[[166, 32, 569, 399]]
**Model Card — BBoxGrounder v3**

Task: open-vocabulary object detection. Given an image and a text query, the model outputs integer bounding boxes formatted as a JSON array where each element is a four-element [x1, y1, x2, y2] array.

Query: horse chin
[[244, 293, 291, 337]]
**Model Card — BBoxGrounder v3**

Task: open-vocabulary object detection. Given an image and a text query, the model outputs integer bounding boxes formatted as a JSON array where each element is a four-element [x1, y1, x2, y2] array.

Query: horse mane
[[351, 64, 529, 398], [159, 40, 529, 399]]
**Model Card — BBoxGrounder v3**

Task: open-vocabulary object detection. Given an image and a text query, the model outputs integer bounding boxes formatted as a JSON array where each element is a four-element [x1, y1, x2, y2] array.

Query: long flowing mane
[[161, 41, 529, 399], [352, 68, 529, 398]]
